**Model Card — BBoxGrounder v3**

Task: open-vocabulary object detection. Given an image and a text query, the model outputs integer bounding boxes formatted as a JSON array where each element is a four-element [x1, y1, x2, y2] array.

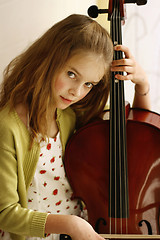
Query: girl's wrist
[[135, 83, 150, 96], [134, 72, 150, 97], [45, 214, 78, 236]]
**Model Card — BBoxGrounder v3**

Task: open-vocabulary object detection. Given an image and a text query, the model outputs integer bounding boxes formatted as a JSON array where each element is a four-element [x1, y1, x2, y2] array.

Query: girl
[[0, 14, 150, 240]]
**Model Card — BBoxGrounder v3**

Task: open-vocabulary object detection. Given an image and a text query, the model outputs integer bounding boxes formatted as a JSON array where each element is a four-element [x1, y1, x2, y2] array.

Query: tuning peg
[[125, 0, 147, 5], [88, 5, 108, 18]]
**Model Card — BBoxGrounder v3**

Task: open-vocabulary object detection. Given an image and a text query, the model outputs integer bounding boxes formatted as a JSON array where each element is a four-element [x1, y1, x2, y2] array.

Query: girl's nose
[[69, 84, 83, 97]]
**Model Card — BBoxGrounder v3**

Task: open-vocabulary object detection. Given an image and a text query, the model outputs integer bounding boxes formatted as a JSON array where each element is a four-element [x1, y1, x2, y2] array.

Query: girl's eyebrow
[[69, 67, 82, 77]]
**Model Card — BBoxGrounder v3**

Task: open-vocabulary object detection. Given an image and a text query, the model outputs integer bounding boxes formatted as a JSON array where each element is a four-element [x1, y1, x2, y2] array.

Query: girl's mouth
[[60, 96, 72, 104]]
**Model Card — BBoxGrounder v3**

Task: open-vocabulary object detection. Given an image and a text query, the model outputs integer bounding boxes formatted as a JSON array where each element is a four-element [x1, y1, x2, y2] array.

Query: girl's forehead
[[69, 50, 104, 62]]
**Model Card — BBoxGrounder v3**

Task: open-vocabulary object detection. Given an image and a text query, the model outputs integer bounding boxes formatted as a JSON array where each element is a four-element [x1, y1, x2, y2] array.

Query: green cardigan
[[0, 105, 76, 240]]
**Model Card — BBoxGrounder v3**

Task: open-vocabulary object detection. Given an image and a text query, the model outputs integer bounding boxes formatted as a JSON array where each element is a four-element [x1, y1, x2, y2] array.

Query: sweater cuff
[[30, 211, 49, 237]]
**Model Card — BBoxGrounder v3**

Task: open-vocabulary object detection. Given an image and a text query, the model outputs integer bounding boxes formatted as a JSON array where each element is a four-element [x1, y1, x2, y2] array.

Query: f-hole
[[95, 218, 107, 233], [138, 219, 153, 235]]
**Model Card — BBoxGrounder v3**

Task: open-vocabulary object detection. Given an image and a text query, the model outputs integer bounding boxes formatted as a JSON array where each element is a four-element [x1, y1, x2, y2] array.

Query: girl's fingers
[[111, 58, 133, 67], [111, 65, 134, 74], [114, 73, 134, 81], [112, 45, 148, 85], [111, 45, 136, 81], [114, 45, 133, 59]]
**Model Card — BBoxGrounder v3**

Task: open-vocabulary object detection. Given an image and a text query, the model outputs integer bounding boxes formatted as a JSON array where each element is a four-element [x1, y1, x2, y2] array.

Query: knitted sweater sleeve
[[0, 110, 48, 239]]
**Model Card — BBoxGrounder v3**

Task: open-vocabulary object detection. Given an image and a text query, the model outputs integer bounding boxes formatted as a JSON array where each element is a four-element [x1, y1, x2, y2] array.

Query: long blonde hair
[[0, 14, 113, 138]]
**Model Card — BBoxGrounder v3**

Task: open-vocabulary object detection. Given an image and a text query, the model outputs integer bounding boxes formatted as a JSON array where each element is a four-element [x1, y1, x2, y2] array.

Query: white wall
[[123, 0, 160, 113], [0, 0, 96, 82]]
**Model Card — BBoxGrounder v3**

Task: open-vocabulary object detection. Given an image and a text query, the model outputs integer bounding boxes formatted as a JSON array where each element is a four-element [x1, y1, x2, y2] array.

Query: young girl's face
[[52, 51, 105, 110]]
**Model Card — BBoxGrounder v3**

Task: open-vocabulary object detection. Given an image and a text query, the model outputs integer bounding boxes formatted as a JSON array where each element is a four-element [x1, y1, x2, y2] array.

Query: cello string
[[114, 1, 119, 234], [113, 0, 121, 234], [109, 10, 114, 234], [117, 2, 124, 234], [112, 0, 121, 234], [117, 1, 126, 234], [115, 0, 122, 234], [114, 0, 121, 234], [119, 3, 129, 234], [118, 1, 129, 234], [112, 8, 116, 234], [110, 5, 117, 234], [110, 4, 116, 234], [117, 2, 123, 234]]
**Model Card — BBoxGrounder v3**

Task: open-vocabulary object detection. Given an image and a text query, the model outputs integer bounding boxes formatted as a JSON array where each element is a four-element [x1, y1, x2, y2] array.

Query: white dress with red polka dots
[[26, 132, 81, 240]]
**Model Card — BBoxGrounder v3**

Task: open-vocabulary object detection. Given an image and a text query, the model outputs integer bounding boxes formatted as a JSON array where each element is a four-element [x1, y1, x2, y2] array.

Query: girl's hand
[[45, 214, 104, 240], [110, 45, 151, 110], [69, 215, 104, 240], [110, 44, 148, 86]]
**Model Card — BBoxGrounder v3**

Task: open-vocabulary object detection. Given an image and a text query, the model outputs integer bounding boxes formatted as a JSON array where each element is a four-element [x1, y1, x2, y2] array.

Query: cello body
[[65, 106, 160, 238], [64, 0, 160, 239]]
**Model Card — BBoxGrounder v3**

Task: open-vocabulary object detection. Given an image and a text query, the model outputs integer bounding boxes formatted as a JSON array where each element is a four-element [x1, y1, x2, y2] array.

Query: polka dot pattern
[[26, 132, 81, 240]]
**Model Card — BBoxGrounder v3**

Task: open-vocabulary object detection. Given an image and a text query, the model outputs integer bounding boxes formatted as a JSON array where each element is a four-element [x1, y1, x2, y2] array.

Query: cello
[[64, 0, 160, 239]]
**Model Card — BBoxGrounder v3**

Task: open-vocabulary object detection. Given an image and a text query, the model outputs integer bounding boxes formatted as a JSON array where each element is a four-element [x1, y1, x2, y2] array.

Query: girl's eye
[[85, 82, 94, 88], [68, 71, 76, 79]]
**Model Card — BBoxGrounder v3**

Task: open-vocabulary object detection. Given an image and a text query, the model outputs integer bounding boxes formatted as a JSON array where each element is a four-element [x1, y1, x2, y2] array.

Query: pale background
[[123, 0, 160, 114], [0, 0, 159, 113]]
